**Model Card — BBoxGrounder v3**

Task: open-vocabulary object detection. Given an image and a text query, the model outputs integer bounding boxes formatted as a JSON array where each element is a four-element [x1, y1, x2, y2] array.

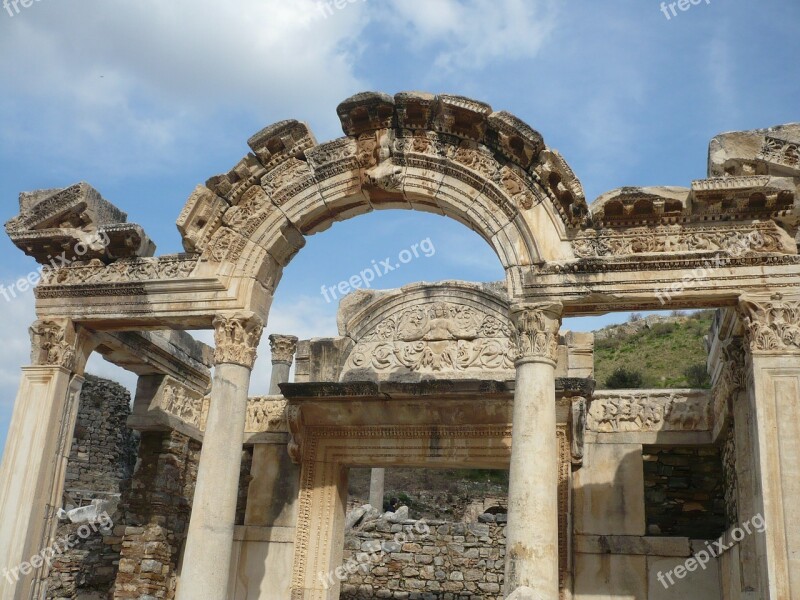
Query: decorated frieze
[[572, 222, 794, 258], [342, 301, 516, 379], [587, 390, 712, 433]]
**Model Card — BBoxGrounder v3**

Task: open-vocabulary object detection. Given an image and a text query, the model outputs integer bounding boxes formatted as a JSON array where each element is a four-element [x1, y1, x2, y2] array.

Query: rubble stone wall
[[45, 375, 138, 600], [340, 520, 506, 600]]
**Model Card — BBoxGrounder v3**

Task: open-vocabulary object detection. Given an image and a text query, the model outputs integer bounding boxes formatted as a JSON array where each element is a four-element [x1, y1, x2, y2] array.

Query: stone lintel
[[233, 525, 296, 544], [94, 329, 213, 394], [280, 377, 594, 400], [574, 535, 691, 557], [586, 431, 713, 445]]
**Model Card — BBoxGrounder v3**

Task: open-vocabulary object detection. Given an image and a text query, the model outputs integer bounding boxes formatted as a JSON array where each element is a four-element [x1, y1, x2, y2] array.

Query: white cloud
[[0, 0, 370, 173], [382, 0, 560, 70]]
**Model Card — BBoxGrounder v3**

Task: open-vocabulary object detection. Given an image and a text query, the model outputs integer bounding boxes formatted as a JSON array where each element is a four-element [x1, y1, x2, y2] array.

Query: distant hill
[[593, 311, 715, 389]]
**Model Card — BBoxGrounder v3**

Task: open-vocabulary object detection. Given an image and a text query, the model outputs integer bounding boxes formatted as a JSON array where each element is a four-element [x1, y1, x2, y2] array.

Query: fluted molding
[[212, 312, 264, 369]]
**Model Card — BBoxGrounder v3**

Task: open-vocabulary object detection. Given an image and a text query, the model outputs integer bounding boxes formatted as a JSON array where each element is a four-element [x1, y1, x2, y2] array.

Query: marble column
[[268, 334, 298, 395], [176, 312, 263, 600], [738, 293, 800, 600], [0, 319, 91, 600], [369, 468, 385, 511], [504, 303, 563, 600]]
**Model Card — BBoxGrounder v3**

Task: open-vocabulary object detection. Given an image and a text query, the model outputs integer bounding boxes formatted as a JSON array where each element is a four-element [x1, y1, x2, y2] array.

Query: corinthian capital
[[212, 312, 264, 369], [29, 319, 78, 370], [739, 293, 800, 353], [269, 334, 299, 365], [510, 302, 563, 365]]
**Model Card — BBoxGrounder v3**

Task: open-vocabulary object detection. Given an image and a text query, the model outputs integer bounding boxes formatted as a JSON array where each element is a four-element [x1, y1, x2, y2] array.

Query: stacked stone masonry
[[340, 520, 506, 600], [45, 375, 137, 600]]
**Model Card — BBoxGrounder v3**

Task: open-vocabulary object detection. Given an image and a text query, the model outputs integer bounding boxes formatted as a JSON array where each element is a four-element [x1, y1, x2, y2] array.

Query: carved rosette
[[269, 334, 299, 366], [740, 294, 800, 353], [212, 312, 265, 369], [29, 320, 78, 371], [509, 303, 563, 366]]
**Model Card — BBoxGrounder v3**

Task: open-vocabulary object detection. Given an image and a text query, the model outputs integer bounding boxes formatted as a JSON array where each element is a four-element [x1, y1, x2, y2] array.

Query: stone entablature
[[5, 182, 156, 264]]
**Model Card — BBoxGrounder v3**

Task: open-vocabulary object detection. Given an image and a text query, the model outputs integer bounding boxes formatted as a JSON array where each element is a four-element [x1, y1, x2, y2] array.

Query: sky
[[0, 0, 797, 454]]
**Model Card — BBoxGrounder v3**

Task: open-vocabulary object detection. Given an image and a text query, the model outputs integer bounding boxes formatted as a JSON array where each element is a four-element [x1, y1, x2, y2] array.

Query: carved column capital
[[212, 312, 264, 369], [510, 302, 563, 366], [29, 319, 79, 371], [269, 334, 299, 366], [739, 293, 800, 353]]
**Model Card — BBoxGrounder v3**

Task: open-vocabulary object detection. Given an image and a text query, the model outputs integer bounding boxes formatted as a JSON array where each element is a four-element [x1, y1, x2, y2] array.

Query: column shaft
[[505, 361, 559, 597], [369, 468, 386, 511], [176, 312, 263, 600], [504, 303, 562, 599]]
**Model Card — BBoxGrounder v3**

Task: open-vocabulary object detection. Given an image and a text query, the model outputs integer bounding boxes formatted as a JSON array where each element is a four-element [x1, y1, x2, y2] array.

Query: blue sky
[[0, 0, 797, 454]]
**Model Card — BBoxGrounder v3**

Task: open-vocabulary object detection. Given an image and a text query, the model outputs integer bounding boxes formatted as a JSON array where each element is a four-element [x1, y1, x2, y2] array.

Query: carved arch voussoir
[[178, 91, 585, 293]]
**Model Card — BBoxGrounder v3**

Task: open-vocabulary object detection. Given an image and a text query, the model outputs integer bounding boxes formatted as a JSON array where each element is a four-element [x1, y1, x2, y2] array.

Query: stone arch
[[176, 92, 588, 302]]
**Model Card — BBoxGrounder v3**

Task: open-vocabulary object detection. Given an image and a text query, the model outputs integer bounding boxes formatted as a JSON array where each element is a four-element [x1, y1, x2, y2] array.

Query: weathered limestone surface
[[573, 443, 645, 536], [573, 554, 648, 600], [648, 556, 721, 600], [4, 93, 800, 600]]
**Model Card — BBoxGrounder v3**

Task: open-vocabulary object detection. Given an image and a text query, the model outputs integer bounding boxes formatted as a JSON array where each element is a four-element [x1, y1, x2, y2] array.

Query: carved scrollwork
[[572, 223, 792, 258], [39, 256, 198, 286], [740, 293, 800, 352], [212, 312, 264, 368], [509, 303, 562, 365], [29, 320, 77, 370], [342, 302, 515, 377]]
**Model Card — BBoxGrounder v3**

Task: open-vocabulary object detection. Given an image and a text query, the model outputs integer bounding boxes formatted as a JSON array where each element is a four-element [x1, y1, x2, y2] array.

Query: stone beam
[[93, 329, 213, 393], [517, 255, 800, 314]]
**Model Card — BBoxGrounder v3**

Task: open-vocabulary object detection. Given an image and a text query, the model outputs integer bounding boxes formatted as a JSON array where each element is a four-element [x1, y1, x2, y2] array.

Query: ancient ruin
[[0, 91, 798, 599]]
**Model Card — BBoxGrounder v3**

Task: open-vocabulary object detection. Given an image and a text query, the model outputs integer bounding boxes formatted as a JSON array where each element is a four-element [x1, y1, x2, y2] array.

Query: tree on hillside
[[605, 367, 644, 389]]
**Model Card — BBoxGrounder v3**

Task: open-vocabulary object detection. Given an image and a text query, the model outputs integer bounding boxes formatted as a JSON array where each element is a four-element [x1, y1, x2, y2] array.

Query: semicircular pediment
[[339, 282, 516, 382]]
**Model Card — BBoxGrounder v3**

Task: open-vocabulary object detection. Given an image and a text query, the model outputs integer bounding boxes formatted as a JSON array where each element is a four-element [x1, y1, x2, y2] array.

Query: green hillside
[[593, 311, 715, 389]]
